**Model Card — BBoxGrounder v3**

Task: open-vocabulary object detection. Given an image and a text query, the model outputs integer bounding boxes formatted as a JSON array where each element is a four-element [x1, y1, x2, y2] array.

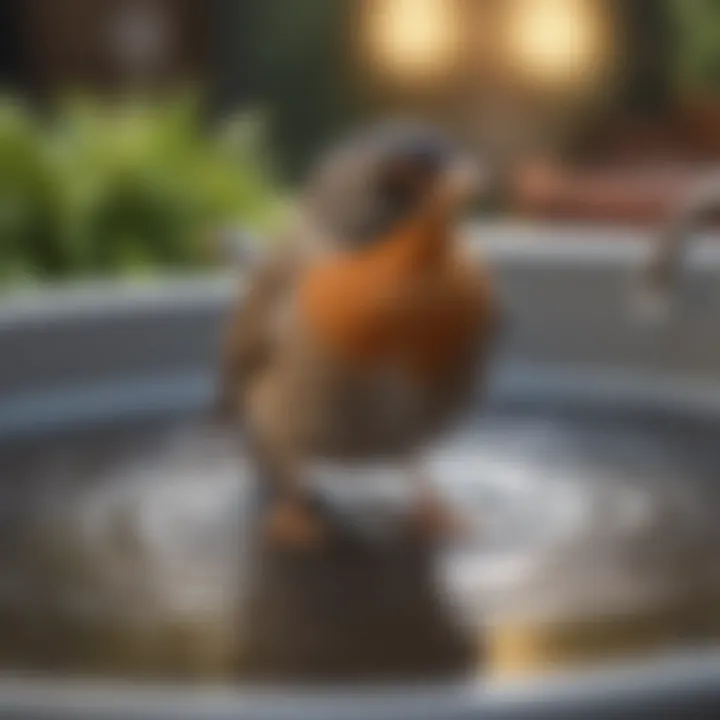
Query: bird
[[217, 121, 500, 551]]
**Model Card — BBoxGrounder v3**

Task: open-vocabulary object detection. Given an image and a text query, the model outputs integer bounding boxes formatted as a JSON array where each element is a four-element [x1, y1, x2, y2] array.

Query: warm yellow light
[[366, 0, 458, 82], [508, 0, 605, 87]]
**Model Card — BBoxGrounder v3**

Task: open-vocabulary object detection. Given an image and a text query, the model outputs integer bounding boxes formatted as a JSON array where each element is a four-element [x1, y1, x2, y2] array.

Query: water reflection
[[1, 407, 719, 679]]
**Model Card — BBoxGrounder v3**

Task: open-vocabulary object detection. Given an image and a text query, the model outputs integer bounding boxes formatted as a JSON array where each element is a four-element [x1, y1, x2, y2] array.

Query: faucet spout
[[636, 174, 720, 322]]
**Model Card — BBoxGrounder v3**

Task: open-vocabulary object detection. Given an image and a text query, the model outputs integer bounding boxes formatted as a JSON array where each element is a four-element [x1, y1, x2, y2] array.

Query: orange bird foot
[[264, 499, 328, 551], [406, 492, 467, 541]]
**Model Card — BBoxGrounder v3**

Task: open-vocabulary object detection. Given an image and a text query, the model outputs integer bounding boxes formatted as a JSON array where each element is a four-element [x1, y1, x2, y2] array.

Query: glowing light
[[507, 0, 606, 87], [366, 0, 458, 82]]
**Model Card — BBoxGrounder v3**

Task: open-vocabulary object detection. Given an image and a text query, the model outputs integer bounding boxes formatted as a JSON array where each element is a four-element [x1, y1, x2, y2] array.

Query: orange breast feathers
[[297, 214, 493, 380]]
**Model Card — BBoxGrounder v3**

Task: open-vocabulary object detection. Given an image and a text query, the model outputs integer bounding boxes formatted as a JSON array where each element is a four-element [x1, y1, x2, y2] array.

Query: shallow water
[[1, 406, 719, 678]]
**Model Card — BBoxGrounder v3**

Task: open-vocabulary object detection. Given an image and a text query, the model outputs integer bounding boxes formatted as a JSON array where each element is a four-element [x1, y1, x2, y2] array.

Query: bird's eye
[[379, 158, 429, 202]]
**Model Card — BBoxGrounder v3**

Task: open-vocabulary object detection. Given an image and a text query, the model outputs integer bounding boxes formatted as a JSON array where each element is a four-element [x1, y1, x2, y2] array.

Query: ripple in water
[[2, 412, 720, 674]]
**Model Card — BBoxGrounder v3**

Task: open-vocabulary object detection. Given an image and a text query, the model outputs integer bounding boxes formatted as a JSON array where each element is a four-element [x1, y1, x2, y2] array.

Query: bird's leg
[[405, 461, 464, 540], [259, 444, 369, 552], [259, 445, 329, 551]]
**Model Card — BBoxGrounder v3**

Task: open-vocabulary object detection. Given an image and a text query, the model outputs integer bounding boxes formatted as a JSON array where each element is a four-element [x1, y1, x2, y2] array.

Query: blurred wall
[[0, 0, 32, 93], [8, 0, 209, 98], [0, 0, 702, 181]]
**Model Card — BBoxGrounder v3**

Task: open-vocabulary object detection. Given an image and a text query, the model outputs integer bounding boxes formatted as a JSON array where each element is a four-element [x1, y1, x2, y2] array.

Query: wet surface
[[1, 405, 720, 679]]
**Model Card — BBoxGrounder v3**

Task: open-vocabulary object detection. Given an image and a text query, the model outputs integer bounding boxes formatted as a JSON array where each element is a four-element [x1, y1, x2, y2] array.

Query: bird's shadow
[[234, 481, 479, 684]]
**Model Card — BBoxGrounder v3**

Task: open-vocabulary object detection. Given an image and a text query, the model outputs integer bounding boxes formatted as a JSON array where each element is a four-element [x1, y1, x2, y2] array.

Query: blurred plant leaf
[[0, 93, 281, 285], [670, 0, 720, 91]]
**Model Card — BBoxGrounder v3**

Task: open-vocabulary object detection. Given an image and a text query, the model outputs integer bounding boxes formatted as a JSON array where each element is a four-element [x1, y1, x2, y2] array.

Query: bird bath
[[1, 221, 720, 717]]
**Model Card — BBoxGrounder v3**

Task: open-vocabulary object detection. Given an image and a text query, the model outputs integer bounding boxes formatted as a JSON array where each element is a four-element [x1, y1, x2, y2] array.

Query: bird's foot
[[264, 498, 328, 551], [406, 491, 466, 541]]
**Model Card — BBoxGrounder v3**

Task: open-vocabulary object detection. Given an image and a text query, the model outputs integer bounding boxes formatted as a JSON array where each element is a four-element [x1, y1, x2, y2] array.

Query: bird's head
[[303, 122, 485, 250]]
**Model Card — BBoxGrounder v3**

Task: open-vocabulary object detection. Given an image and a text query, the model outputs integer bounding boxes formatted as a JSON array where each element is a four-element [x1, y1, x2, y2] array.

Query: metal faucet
[[636, 174, 720, 321]]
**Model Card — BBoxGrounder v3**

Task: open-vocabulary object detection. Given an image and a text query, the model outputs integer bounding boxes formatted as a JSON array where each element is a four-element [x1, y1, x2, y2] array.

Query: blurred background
[[1, 0, 720, 284]]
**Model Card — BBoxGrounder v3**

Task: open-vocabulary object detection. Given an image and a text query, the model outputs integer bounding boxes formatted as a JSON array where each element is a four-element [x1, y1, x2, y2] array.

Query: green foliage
[[221, 0, 362, 181], [0, 94, 281, 285], [669, 0, 720, 91]]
